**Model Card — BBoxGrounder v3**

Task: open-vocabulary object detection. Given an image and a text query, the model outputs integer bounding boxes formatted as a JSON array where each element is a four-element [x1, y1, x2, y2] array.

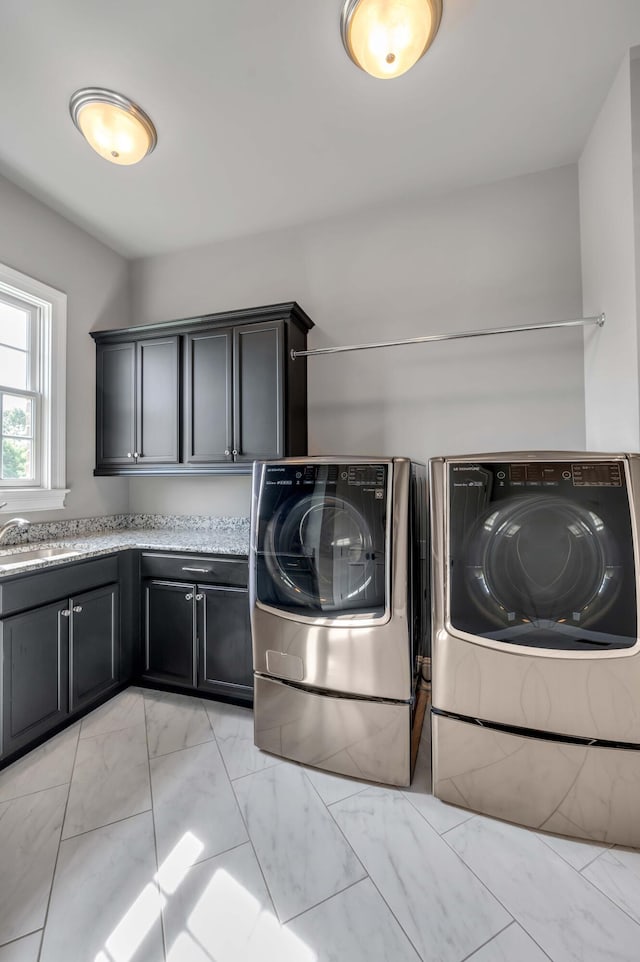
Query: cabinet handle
[[181, 567, 210, 573], [195, 593, 204, 601], [60, 609, 71, 618], [73, 605, 83, 613], [185, 592, 194, 600]]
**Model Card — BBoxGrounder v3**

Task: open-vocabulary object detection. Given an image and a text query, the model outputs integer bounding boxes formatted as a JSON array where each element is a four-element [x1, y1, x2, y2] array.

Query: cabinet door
[[96, 342, 136, 467], [184, 329, 233, 463], [143, 580, 196, 686], [70, 584, 119, 713], [1, 602, 69, 756], [137, 337, 180, 465], [233, 322, 284, 461], [197, 586, 253, 696]]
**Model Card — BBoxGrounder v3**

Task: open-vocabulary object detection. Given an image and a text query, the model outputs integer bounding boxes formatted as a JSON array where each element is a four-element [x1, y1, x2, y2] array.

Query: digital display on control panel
[[506, 461, 623, 487], [509, 463, 566, 483], [571, 462, 622, 486], [346, 464, 386, 486]]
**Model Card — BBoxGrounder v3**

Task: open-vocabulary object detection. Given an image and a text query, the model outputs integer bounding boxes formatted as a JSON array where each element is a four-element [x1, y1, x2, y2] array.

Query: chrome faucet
[[0, 508, 31, 545]]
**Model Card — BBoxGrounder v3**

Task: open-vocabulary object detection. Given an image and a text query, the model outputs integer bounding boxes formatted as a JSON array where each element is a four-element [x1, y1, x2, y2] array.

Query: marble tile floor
[[0, 687, 639, 962]]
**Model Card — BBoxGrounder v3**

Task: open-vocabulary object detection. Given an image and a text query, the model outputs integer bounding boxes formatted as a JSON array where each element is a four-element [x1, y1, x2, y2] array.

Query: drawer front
[[0, 555, 120, 617], [140, 552, 248, 587]]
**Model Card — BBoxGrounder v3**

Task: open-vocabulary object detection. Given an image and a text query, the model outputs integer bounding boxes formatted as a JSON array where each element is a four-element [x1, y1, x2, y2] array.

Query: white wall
[[0, 172, 130, 520], [129, 164, 584, 518], [580, 53, 640, 451]]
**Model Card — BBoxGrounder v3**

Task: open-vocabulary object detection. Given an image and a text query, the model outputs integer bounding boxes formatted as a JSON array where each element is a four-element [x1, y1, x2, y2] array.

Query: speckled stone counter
[[0, 515, 250, 576]]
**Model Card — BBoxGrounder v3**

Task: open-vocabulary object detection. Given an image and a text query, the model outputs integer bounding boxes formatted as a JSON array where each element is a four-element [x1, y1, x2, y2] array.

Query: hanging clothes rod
[[290, 313, 605, 360]]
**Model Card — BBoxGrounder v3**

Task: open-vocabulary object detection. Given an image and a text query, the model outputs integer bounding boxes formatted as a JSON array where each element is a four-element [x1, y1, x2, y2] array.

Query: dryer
[[250, 457, 427, 786], [430, 452, 640, 846]]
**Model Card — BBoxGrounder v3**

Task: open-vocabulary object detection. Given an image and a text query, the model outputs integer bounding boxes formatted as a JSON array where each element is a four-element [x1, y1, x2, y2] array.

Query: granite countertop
[[0, 516, 250, 577]]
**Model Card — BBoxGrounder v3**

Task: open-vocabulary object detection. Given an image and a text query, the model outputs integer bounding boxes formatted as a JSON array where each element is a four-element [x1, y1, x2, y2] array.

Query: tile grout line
[[576, 855, 640, 929], [142, 692, 168, 962], [321, 784, 427, 961], [282, 876, 371, 927], [536, 831, 612, 872], [35, 725, 82, 962], [457, 919, 520, 962], [0, 778, 72, 807], [401, 788, 475, 836], [56, 807, 154, 843], [212, 714, 282, 921], [438, 817, 566, 960], [443, 818, 640, 937], [0, 927, 43, 952]]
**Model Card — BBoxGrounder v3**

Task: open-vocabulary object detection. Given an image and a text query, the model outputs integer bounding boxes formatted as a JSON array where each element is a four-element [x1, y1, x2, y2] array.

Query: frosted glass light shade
[[341, 0, 443, 79], [69, 88, 157, 165]]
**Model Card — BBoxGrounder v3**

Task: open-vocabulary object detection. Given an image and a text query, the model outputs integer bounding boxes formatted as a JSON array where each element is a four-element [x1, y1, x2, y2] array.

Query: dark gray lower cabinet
[[143, 579, 252, 701], [1, 601, 69, 756], [144, 581, 196, 686], [199, 586, 252, 694], [1, 582, 120, 758], [70, 585, 120, 712]]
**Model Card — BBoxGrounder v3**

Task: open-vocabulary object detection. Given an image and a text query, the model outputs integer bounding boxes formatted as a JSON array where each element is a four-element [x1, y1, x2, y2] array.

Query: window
[[0, 263, 67, 512]]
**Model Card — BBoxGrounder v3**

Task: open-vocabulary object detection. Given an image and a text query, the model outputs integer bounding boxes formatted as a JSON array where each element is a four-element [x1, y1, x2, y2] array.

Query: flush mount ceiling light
[[69, 87, 157, 165], [340, 0, 443, 79]]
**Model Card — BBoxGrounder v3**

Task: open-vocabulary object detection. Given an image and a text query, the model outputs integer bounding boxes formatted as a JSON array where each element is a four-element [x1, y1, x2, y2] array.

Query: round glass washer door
[[463, 496, 621, 627], [264, 495, 376, 609]]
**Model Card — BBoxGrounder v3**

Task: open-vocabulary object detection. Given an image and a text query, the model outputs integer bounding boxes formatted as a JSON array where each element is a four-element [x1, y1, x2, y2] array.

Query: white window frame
[[0, 262, 68, 513]]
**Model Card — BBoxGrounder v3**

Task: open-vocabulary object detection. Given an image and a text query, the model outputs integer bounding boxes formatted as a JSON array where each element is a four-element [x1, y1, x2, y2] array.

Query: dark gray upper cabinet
[[137, 338, 180, 465], [96, 342, 136, 466], [95, 336, 179, 471], [92, 302, 313, 475], [233, 322, 283, 462], [184, 328, 233, 463]]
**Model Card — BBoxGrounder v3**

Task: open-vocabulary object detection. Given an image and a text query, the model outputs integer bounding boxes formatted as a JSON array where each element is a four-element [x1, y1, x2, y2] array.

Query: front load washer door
[[255, 461, 389, 618], [448, 459, 637, 651]]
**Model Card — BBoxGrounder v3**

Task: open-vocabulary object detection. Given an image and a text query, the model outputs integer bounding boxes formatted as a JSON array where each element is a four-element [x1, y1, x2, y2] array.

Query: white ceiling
[[2, 0, 640, 259]]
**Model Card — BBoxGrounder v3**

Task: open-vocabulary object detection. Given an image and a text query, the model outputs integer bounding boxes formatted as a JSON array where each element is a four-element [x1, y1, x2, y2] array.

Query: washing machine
[[430, 452, 640, 846], [250, 457, 427, 787]]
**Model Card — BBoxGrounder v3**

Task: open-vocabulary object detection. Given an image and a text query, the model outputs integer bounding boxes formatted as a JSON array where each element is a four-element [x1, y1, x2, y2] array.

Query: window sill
[[0, 488, 70, 513]]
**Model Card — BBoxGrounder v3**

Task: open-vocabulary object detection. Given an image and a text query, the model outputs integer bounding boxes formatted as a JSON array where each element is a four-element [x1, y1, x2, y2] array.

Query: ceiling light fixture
[[340, 0, 443, 80], [69, 87, 157, 166]]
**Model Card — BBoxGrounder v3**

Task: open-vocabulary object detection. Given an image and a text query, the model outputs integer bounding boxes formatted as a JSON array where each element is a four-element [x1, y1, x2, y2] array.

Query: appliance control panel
[[451, 460, 624, 489], [507, 461, 622, 487], [264, 462, 388, 490]]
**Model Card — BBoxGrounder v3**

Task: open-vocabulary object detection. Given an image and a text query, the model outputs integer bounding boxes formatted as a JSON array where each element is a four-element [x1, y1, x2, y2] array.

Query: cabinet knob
[[73, 605, 83, 613], [195, 593, 204, 601], [185, 592, 194, 601], [127, 452, 133, 458], [134, 451, 140, 459], [232, 449, 238, 456], [60, 609, 71, 618], [224, 449, 230, 457]]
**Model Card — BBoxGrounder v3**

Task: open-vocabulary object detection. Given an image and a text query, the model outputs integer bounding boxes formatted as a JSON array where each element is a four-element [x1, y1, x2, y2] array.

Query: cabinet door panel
[[144, 581, 195, 686], [70, 584, 119, 712], [137, 337, 180, 464], [233, 322, 284, 461], [96, 342, 136, 466], [198, 586, 252, 693], [184, 330, 232, 463], [1, 602, 68, 755]]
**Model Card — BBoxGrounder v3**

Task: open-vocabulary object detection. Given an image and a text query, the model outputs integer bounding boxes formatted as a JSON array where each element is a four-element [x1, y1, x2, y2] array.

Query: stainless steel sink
[[0, 547, 81, 570]]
